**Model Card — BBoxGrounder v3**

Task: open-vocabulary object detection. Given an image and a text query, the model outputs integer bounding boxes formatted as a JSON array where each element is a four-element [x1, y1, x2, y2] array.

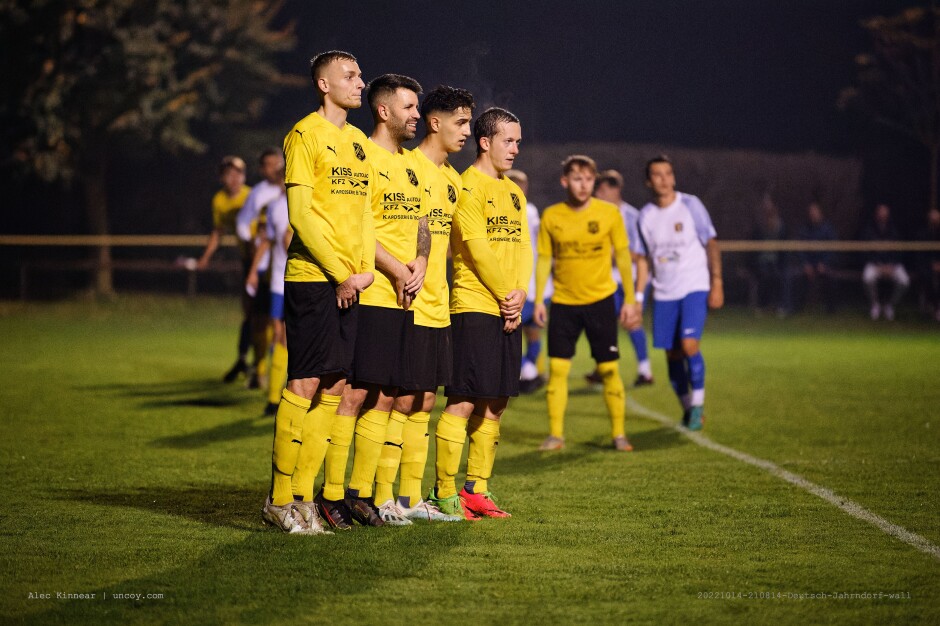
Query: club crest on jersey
[[406, 168, 419, 186], [588, 221, 599, 234], [675, 222, 684, 232], [447, 184, 457, 204], [352, 142, 366, 161], [510, 193, 521, 212]]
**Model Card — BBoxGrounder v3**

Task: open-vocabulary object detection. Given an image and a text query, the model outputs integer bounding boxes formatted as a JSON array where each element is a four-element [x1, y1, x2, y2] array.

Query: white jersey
[[611, 200, 641, 287], [237, 179, 283, 273], [527, 201, 553, 302], [265, 193, 289, 295], [637, 192, 716, 301]]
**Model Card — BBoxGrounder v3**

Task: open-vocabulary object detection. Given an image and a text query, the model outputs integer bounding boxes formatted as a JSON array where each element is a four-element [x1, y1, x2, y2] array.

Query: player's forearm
[[200, 229, 221, 263], [465, 238, 510, 300], [706, 238, 723, 286], [375, 241, 407, 277], [635, 255, 650, 294], [236, 202, 258, 243], [416, 217, 430, 260], [286, 184, 351, 284], [534, 255, 552, 303], [614, 246, 636, 305], [249, 238, 271, 276]]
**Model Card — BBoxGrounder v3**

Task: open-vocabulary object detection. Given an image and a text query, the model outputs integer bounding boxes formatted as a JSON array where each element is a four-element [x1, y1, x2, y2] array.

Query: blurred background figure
[[917, 208, 940, 322], [744, 194, 788, 317], [795, 201, 838, 314], [592, 169, 653, 387], [196, 155, 253, 382], [507, 169, 551, 394], [861, 203, 909, 321]]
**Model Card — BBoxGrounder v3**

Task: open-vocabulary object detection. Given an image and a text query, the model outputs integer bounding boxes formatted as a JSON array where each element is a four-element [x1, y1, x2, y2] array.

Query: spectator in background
[[795, 201, 838, 313], [861, 203, 909, 321], [196, 155, 253, 382], [745, 194, 788, 316], [917, 208, 940, 322]]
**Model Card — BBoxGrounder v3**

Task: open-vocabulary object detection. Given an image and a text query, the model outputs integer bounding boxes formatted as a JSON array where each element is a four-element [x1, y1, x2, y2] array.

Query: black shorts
[[445, 312, 522, 399], [350, 305, 413, 387], [548, 295, 620, 363], [401, 325, 452, 392], [251, 278, 271, 315], [285, 281, 358, 380]]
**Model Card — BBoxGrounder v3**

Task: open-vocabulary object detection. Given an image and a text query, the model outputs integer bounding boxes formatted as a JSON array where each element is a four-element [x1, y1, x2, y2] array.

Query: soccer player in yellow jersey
[[533, 155, 642, 452], [261, 50, 375, 535], [428, 107, 532, 519], [314, 74, 431, 529], [372, 85, 476, 524], [196, 155, 253, 383]]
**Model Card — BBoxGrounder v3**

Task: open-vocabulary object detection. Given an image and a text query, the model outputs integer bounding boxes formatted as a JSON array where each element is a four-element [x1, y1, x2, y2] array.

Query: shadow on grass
[[150, 416, 272, 449], [37, 487, 473, 624], [64, 485, 267, 532], [75, 378, 230, 397]]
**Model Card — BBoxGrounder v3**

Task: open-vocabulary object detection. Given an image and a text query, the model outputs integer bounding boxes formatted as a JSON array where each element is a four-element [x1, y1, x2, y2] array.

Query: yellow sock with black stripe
[[374, 409, 407, 505], [322, 412, 356, 501], [270, 389, 309, 506], [546, 357, 571, 438], [434, 411, 468, 499], [464, 414, 500, 494], [398, 411, 431, 507], [267, 342, 288, 406], [347, 409, 391, 499], [597, 360, 626, 438], [290, 392, 339, 502]]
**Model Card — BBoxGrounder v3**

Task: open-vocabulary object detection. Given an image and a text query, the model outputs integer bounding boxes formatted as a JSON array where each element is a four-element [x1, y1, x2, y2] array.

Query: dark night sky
[[277, 0, 917, 154]]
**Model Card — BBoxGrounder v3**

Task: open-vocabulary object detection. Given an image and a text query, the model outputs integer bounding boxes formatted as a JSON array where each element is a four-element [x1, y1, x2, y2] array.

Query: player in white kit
[[635, 156, 723, 431]]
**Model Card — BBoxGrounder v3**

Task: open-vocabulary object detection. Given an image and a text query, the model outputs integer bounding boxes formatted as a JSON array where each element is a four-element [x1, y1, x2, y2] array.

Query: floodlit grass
[[0, 296, 937, 624]]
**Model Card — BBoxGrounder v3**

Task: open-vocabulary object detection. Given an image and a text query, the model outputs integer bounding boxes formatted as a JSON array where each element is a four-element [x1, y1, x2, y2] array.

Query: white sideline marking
[[628, 399, 940, 562]]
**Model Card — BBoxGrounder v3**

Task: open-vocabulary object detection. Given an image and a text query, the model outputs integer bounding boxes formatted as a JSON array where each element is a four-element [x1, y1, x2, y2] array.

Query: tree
[[0, 0, 300, 294], [840, 5, 940, 212]]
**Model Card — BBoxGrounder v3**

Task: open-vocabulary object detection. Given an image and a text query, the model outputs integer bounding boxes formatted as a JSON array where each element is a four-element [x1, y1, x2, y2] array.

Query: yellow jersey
[[359, 143, 429, 309], [282, 111, 371, 283], [538, 198, 629, 305], [410, 149, 460, 327], [450, 166, 531, 316], [211, 186, 250, 234]]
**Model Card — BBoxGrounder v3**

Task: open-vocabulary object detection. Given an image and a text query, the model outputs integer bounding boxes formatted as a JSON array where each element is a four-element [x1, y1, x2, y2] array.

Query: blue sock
[[629, 328, 648, 362], [687, 352, 705, 391], [463, 480, 477, 494], [237, 318, 250, 358], [667, 357, 689, 399], [525, 338, 541, 365]]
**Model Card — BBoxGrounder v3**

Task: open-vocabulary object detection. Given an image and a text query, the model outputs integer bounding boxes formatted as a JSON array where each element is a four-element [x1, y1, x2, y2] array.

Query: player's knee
[[681, 339, 700, 358]]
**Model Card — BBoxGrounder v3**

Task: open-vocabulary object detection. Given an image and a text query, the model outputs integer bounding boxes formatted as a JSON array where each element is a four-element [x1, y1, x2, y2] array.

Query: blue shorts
[[270, 292, 284, 321], [652, 291, 708, 350]]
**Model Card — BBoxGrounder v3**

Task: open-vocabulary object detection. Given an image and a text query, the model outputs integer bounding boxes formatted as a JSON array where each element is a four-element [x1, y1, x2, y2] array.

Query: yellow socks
[[597, 360, 626, 438], [289, 392, 339, 502], [270, 389, 310, 506], [434, 411, 468, 498], [465, 414, 500, 494], [347, 409, 391, 498], [398, 411, 431, 507], [322, 412, 356, 501], [267, 342, 288, 406], [546, 357, 572, 438], [374, 409, 407, 505]]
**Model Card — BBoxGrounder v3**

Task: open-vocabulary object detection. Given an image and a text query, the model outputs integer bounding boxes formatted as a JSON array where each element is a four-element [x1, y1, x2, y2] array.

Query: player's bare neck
[[655, 191, 677, 208], [473, 157, 500, 179], [418, 138, 447, 167], [317, 102, 349, 129], [370, 126, 401, 154]]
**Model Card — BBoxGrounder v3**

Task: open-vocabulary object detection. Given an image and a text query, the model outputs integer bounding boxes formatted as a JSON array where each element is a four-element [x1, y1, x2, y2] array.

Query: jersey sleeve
[[686, 195, 717, 245], [236, 186, 261, 242], [610, 206, 630, 251], [516, 191, 532, 292], [635, 212, 650, 256], [457, 187, 487, 241], [283, 128, 317, 189]]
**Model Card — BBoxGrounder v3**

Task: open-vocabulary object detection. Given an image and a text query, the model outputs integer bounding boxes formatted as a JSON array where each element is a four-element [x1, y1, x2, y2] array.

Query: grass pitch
[[0, 296, 938, 624]]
